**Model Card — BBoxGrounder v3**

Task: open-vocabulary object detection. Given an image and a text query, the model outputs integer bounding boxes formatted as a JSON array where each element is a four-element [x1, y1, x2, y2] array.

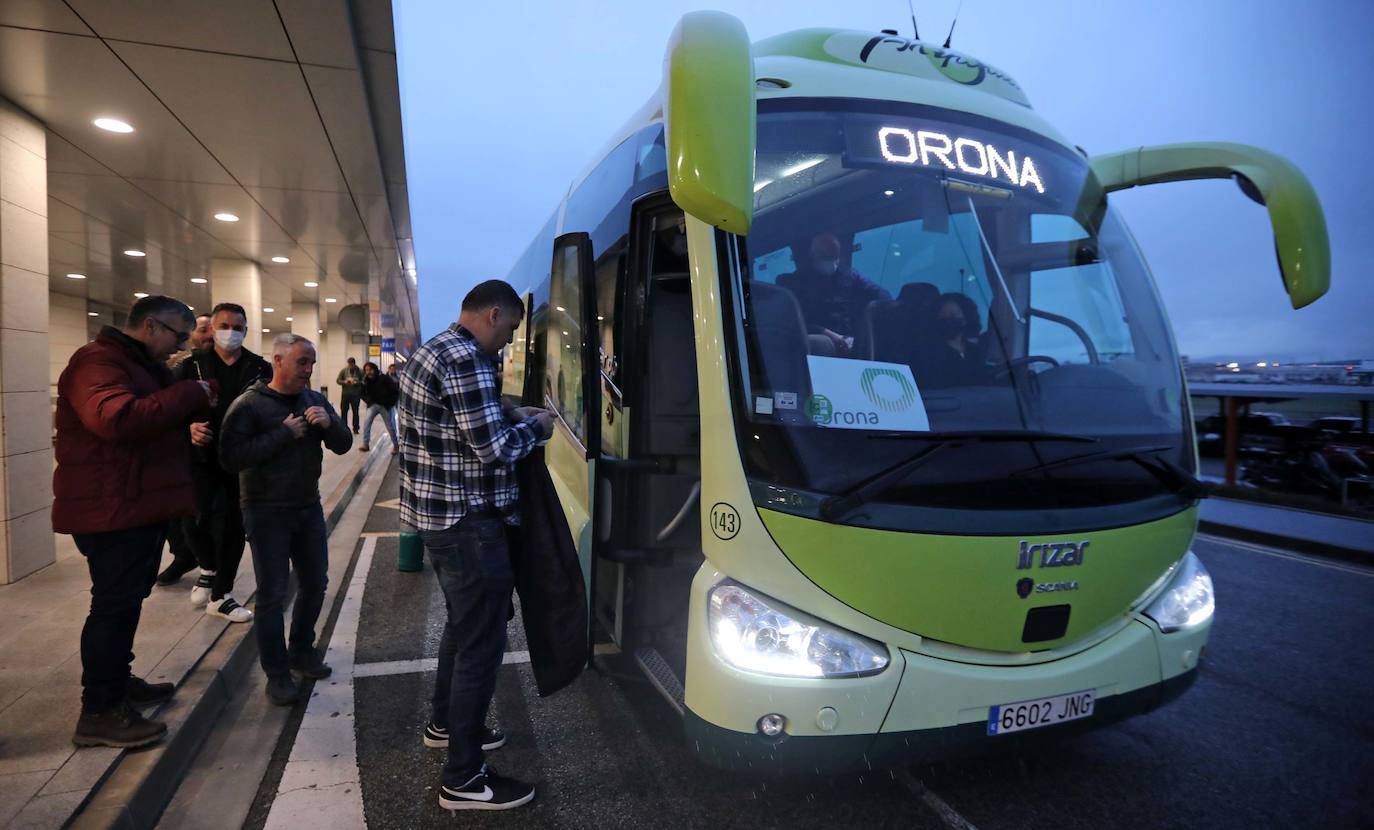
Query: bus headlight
[[707, 582, 889, 678], [1143, 552, 1215, 632]]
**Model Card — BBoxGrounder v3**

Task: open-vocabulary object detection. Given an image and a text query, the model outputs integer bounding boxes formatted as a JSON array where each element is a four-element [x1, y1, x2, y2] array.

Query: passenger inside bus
[[913, 293, 992, 389], [776, 232, 890, 356]]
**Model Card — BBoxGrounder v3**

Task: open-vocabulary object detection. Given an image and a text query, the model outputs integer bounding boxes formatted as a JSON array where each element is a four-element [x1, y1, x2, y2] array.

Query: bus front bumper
[[684, 616, 1209, 773], [684, 667, 1196, 773]]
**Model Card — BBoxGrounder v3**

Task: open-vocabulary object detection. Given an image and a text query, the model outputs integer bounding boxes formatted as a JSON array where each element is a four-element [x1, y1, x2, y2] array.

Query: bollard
[[398, 521, 423, 572]]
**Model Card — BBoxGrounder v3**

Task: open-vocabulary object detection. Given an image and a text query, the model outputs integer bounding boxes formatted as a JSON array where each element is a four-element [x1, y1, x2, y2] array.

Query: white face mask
[[214, 329, 245, 350]]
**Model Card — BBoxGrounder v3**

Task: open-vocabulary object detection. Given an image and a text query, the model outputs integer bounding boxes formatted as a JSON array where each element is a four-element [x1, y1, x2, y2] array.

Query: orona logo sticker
[[860, 368, 917, 413], [805, 394, 834, 424]]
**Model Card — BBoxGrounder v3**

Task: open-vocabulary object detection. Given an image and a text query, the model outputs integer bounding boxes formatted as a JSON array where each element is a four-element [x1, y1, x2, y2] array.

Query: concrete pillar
[[291, 302, 323, 393], [210, 258, 263, 355], [322, 322, 350, 404], [0, 98, 55, 583]]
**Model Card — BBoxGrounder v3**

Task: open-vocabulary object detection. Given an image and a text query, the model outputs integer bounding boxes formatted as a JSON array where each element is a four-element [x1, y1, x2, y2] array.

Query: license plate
[[988, 689, 1095, 736]]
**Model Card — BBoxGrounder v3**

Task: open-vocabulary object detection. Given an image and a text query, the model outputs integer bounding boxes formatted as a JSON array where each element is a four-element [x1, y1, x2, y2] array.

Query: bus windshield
[[729, 99, 1192, 530]]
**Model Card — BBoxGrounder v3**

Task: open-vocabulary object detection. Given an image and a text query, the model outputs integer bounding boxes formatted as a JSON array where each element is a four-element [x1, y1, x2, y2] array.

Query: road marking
[[1197, 533, 1374, 577], [353, 644, 620, 679], [374, 498, 401, 510], [893, 768, 980, 830], [264, 536, 376, 830], [359, 531, 400, 538]]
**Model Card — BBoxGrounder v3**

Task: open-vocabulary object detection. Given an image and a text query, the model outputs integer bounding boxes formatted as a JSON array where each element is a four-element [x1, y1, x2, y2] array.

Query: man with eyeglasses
[[54, 295, 218, 748], [173, 303, 272, 623]]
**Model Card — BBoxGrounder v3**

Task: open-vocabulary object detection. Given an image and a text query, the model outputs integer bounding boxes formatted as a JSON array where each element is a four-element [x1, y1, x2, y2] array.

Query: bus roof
[[570, 25, 1078, 216]]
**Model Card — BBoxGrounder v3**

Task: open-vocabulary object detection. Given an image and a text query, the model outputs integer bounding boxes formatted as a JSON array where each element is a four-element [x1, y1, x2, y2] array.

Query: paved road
[[247, 463, 1374, 829]]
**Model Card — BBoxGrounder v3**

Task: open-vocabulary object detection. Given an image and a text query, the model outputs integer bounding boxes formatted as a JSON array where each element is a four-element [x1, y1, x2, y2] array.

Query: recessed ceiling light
[[271, 256, 290, 264], [318, 328, 324, 334], [883, 189, 895, 196], [285, 316, 294, 321], [124, 249, 146, 257], [190, 277, 207, 284], [213, 212, 239, 223], [87, 311, 100, 317], [262, 328, 271, 333], [324, 297, 337, 303], [263, 307, 275, 313], [66, 273, 86, 280], [93, 117, 134, 133], [187, 305, 194, 310], [304, 281, 318, 288], [134, 292, 149, 298]]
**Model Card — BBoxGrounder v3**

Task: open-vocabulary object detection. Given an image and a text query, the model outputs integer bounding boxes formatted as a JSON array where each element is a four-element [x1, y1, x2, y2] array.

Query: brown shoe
[[73, 701, 167, 748]]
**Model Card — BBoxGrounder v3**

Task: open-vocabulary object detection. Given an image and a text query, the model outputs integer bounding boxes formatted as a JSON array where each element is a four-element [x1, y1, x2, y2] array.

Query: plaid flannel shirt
[[398, 324, 540, 530]]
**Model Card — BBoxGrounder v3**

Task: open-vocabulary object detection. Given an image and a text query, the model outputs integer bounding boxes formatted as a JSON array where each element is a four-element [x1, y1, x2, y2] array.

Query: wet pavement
[[247, 461, 1374, 829]]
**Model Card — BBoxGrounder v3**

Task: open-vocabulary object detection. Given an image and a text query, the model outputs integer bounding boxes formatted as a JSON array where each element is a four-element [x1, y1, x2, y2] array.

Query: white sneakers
[[206, 595, 254, 623], [189, 571, 215, 607]]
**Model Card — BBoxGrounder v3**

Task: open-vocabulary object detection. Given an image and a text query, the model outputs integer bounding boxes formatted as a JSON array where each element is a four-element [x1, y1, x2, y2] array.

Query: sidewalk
[[0, 438, 389, 829], [1198, 496, 1374, 561]]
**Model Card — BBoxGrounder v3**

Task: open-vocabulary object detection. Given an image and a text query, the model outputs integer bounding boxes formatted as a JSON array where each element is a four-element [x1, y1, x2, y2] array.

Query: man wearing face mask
[[776, 232, 890, 356], [173, 302, 272, 623]]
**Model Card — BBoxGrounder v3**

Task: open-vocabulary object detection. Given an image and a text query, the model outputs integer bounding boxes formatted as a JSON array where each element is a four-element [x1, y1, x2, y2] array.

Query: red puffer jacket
[[52, 327, 213, 534]]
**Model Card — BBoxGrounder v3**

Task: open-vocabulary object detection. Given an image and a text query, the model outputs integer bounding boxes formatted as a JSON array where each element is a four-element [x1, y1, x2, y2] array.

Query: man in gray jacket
[[220, 334, 352, 705]]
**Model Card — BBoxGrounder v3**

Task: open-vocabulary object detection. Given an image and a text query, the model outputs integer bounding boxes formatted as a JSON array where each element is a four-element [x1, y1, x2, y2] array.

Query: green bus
[[500, 13, 1329, 770]]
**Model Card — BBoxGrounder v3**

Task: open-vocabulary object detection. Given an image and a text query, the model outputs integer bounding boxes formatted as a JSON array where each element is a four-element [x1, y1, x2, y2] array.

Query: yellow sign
[[368, 345, 381, 357]]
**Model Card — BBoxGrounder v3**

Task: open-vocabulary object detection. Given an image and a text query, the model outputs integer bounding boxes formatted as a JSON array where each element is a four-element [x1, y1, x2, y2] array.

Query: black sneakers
[[438, 764, 534, 811], [289, 649, 333, 680], [126, 675, 175, 707], [73, 701, 167, 748], [422, 722, 505, 750], [155, 559, 196, 586], [265, 675, 301, 706]]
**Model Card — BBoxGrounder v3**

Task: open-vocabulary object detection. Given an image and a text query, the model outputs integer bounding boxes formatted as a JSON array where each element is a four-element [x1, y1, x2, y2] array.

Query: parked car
[[1195, 412, 1290, 457], [1310, 416, 1365, 434]]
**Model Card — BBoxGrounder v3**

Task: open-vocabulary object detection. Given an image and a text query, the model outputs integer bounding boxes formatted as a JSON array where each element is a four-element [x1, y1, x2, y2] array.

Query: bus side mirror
[[1089, 142, 1330, 309], [663, 11, 755, 235]]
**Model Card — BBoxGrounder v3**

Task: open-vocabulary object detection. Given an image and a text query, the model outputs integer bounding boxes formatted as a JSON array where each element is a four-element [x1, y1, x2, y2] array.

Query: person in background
[[777, 231, 891, 356], [157, 313, 214, 586], [54, 296, 216, 748], [336, 357, 364, 434], [359, 361, 400, 454], [220, 334, 351, 706], [174, 303, 271, 623], [398, 280, 553, 812]]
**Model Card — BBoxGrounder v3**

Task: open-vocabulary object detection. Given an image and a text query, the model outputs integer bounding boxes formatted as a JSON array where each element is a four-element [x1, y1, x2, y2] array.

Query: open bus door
[[590, 203, 703, 698]]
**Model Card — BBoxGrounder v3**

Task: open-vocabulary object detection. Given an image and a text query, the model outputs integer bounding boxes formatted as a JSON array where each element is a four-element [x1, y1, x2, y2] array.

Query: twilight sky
[[394, 0, 1374, 363]]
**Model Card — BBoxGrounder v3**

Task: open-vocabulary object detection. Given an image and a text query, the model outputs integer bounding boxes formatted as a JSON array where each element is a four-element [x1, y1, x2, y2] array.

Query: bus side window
[[546, 239, 588, 445]]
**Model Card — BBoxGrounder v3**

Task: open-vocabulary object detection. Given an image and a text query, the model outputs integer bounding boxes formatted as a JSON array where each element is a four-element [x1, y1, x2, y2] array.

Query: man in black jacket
[[220, 333, 352, 705], [358, 361, 399, 454], [173, 303, 272, 623]]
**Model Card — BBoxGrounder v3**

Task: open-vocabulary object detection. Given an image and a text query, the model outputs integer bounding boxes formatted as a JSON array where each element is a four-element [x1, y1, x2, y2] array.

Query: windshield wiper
[[820, 431, 1099, 521], [1010, 445, 1209, 500]]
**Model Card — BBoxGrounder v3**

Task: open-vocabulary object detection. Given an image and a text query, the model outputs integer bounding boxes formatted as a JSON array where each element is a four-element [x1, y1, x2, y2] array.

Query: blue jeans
[[244, 504, 329, 680], [73, 523, 166, 712], [421, 513, 516, 785], [360, 404, 396, 450]]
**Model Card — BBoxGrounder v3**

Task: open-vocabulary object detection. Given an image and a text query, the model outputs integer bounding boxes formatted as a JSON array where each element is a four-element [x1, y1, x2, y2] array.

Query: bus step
[[633, 647, 685, 716]]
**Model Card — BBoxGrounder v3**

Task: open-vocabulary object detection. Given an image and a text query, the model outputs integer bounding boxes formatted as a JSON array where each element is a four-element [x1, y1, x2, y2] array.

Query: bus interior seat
[[746, 281, 814, 418], [867, 281, 940, 364]]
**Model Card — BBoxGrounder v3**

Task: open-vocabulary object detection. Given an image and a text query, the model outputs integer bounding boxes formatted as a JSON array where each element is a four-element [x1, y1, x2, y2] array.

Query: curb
[[65, 443, 390, 830], [1197, 519, 1373, 566]]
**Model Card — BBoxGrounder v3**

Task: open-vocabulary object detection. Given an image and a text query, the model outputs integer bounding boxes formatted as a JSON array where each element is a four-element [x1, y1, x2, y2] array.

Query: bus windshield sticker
[[804, 356, 930, 432], [755, 396, 775, 415], [775, 391, 798, 410]]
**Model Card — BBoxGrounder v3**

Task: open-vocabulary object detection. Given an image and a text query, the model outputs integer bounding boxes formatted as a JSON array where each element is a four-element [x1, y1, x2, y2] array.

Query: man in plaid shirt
[[397, 280, 553, 812]]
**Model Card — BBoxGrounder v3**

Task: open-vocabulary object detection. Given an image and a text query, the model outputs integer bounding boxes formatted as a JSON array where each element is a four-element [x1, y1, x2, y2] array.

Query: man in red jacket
[[53, 295, 217, 748]]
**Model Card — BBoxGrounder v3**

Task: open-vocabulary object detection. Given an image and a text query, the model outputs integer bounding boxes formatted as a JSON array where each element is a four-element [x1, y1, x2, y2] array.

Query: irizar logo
[[859, 368, 917, 412], [1017, 540, 1088, 570]]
